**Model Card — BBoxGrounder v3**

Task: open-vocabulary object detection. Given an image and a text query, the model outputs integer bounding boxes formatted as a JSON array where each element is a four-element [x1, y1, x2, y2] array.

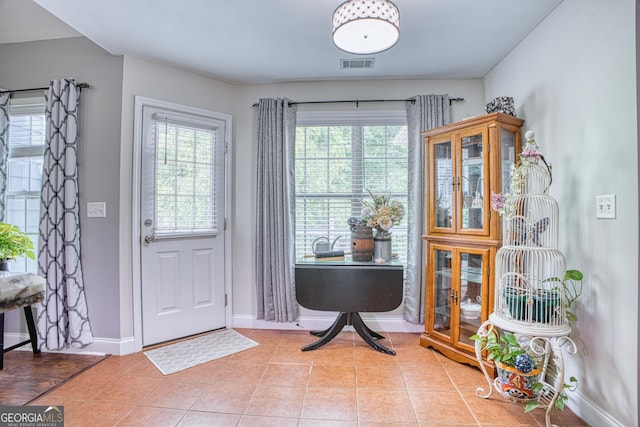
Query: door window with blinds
[[295, 111, 408, 264], [147, 111, 220, 238], [5, 98, 45, 273]]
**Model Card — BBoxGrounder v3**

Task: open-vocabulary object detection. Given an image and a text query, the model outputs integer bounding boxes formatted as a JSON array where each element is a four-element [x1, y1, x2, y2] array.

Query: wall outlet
[[595, 194, 616, 219], [87, 202, 106, 218]]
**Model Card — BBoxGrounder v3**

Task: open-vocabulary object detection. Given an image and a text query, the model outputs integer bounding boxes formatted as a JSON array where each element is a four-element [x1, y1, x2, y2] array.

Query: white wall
[[484, 0, 637, 425], [0, 37, 124, 341], [229, 79, 485, 331]]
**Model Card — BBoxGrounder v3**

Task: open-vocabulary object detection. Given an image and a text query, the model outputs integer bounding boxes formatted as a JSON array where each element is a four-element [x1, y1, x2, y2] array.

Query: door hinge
[[224, 139, 229, 154], [224, 294, 228, 306], [224, 218, 227, 230]]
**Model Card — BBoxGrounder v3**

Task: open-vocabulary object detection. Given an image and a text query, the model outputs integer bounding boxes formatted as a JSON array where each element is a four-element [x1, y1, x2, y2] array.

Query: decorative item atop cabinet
[[420, 112, 523, 371], [485, 96, 516, 116]]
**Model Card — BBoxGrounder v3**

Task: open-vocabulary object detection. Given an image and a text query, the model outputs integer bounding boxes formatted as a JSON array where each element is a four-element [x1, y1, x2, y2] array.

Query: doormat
[[144, 329, 258, 375]]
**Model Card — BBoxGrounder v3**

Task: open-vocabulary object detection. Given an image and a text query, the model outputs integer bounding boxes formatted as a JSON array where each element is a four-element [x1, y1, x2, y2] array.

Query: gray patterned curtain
[[404, 95, 450, 324], [0, 92, 9, 221], [36, 79, 93, 349], [255, 98, 298, 322]]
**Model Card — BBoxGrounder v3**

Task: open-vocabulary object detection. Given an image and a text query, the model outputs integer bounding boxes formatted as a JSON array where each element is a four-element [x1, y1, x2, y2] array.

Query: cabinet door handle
[[452, 177, 461, 191], [451, 176, 461, 191]]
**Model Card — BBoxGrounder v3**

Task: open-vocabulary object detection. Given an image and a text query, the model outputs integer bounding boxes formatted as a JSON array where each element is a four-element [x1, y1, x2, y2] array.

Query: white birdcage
[[493, 249, 570, 335], [502, 195, 559, 248], [477, 132, 577, 426], [491, 132, 571, 336], [505, 138, 552, 196]]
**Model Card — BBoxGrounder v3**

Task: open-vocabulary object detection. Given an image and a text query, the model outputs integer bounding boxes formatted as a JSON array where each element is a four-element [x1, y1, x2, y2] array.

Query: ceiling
[[3, 0, 563, 85]]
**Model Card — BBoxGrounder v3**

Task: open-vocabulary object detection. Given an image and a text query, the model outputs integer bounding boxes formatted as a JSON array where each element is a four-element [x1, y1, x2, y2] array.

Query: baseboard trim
[[2, 332, 134, 356], [231, 314, 424, 333], [568, 390, 624, 427]]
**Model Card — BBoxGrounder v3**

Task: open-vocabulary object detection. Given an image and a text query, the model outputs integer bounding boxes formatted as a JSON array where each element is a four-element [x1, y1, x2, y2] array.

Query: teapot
[[312, 236, 342, 254]]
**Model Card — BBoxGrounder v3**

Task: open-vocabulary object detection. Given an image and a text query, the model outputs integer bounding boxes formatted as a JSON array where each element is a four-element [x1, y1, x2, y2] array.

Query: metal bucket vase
[[373, 234, 392, 261], [351, 226, 374, 261]]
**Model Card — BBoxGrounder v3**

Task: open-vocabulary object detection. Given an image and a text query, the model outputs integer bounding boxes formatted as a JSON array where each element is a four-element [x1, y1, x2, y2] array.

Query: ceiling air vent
[[340, 58, 375, 70]]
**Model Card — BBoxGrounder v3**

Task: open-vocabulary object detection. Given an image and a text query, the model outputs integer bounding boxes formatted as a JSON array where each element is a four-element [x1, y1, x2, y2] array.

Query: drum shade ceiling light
[[332, 0, 400, 55]]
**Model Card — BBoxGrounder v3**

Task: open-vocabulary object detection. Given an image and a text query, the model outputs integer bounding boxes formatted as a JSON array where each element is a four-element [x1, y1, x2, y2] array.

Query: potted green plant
[[501, 269, 583, 324], [543, 269, 583, 323], [472, 329, 542, 400], [473, 327, 581, 414], [525, 375, 578, 413], [0, 222, 35, 271], [501, 275, 529, 321]]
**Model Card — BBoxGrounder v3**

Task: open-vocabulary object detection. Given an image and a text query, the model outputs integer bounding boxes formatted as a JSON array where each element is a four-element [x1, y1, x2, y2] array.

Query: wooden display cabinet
[[420, 113, 523, 369]]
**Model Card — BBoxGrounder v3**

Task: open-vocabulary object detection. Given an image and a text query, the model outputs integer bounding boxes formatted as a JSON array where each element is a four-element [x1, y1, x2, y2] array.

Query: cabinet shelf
[[463, 157, 483, 164], [435, 267, 483, 283], [434, 306, 450, 317], [459, 318, 481, 331]]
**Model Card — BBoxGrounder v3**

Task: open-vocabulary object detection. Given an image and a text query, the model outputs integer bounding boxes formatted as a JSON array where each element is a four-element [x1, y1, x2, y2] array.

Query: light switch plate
[[596, 194, 616, 219], [87, 202, 106, 218]]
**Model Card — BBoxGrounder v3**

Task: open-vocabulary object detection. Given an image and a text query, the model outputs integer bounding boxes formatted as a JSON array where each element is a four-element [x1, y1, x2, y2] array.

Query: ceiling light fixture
[[332, 0, 400, 55]]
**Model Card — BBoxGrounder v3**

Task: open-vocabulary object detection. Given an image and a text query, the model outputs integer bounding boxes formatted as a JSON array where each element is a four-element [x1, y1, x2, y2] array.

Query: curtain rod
[[0, 82, 91, 95], [251, 97, 464, 108]]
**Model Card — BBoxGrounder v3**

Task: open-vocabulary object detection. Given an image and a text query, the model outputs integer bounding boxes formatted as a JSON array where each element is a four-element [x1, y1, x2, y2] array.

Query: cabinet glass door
[[433, 140, 453, 230], [500, 128, 517, 192], [456, 250, 485, 349], [433, 248, 453, 339], [460, 133, 484, 231]]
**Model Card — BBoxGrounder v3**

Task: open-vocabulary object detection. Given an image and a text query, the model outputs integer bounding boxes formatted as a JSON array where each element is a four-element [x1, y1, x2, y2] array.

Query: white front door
[[139, 102, 227, 346]]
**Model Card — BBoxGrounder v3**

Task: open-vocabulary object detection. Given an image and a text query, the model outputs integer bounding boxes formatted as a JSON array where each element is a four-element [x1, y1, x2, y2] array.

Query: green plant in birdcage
[[0, 222, 35, 263], [543, 269, 583, 323]]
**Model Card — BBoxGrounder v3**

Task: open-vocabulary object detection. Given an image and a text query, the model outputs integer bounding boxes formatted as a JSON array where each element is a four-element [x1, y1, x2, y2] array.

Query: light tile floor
[[31, 329, 588, 426]]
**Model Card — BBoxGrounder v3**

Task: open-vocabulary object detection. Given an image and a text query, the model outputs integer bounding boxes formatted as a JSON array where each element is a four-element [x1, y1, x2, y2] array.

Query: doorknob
[[143, 234, 155, 245]]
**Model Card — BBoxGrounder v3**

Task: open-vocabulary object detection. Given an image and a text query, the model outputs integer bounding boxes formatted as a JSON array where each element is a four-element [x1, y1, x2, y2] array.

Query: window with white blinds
[[5, 98, 46, 273], [295, 111, 408, 264], [152, 114, 218, 236]]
